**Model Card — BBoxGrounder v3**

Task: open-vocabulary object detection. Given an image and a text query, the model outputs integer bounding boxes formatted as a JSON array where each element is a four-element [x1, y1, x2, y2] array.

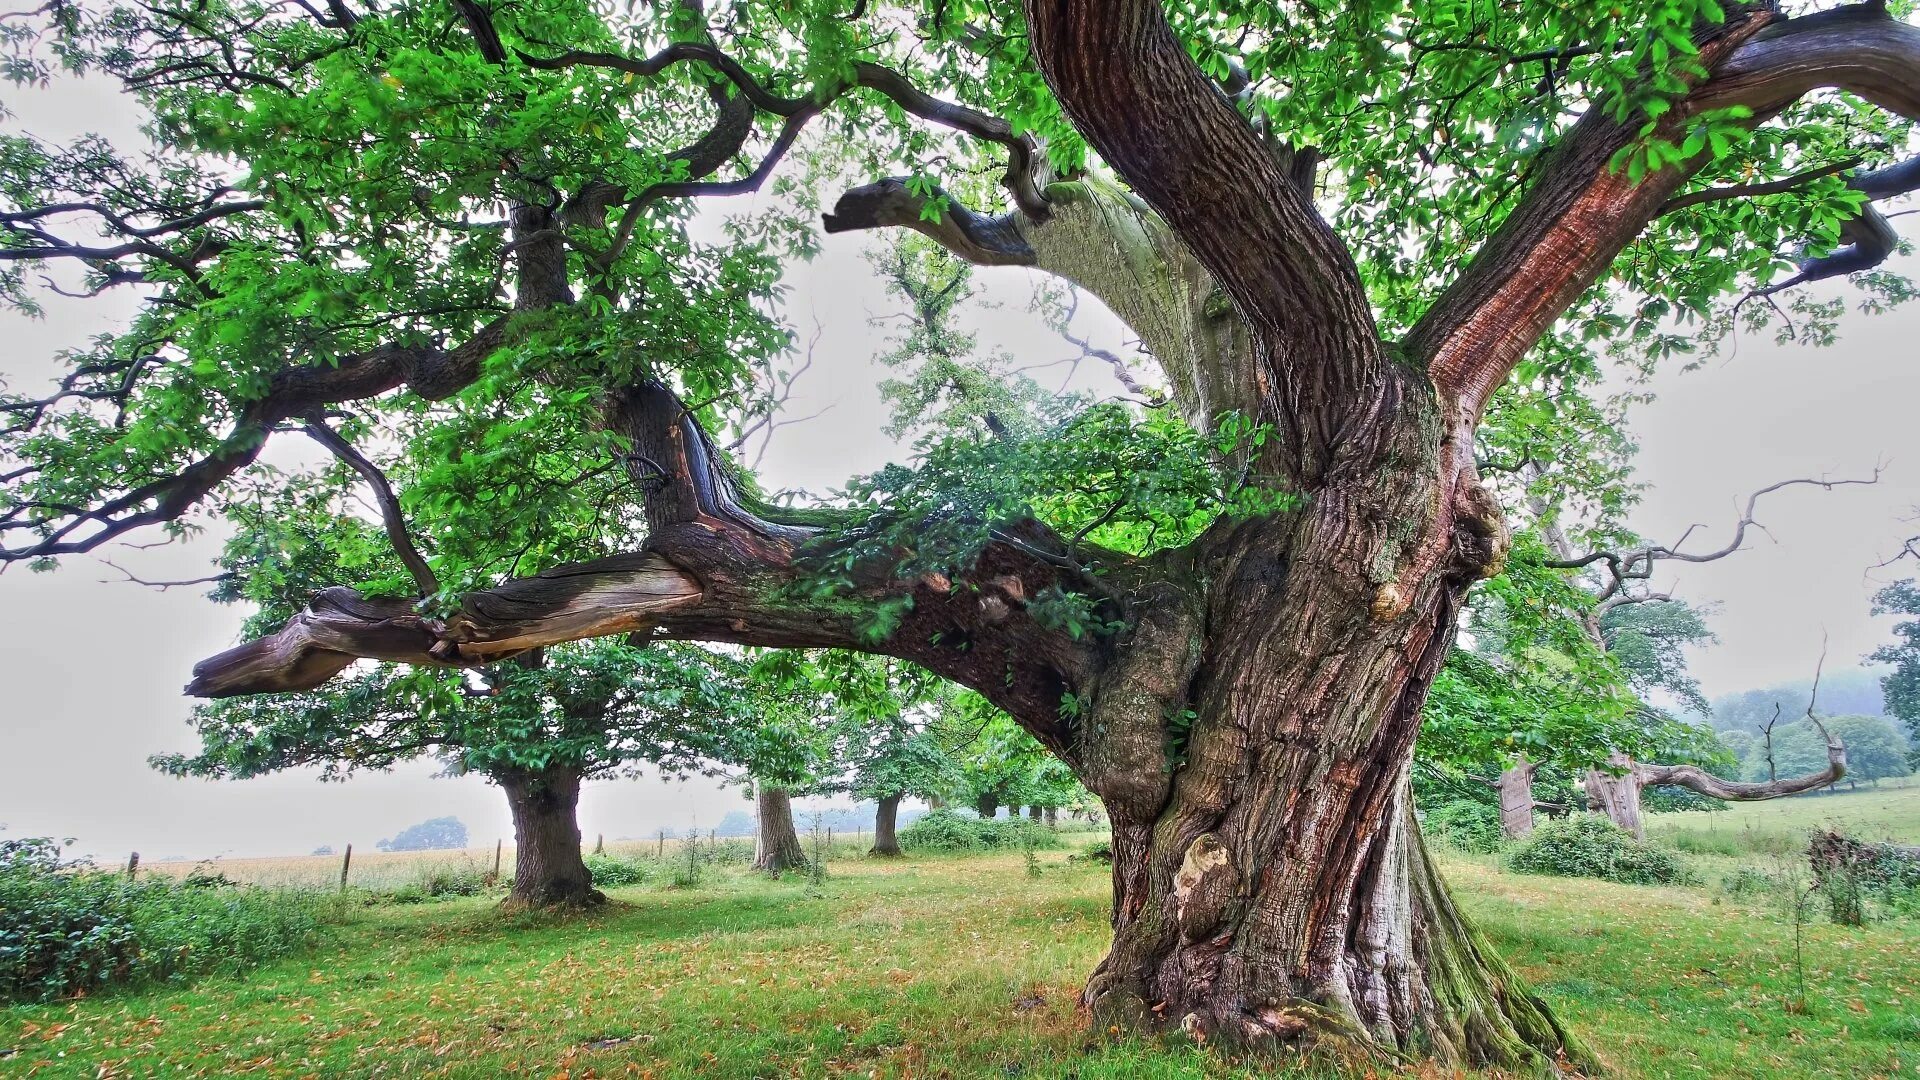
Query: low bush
[[1422, 799, 1505, 854], [897, 809, 1059, 853], [583, 853, 651, 887], [1810, 830, 1920, 922], [1506, 815, 1698, 886], [0, 836, 323, 1004]]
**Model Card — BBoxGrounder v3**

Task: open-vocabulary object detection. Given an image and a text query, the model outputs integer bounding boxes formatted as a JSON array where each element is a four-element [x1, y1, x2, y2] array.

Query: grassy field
[[135, 831, 941, 892], [3, 795, 1915, 1079]]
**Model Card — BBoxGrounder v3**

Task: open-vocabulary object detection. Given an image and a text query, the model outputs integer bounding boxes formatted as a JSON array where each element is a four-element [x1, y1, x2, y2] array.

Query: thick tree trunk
[[752, 785, 807, 873], [1027, 805, 1043, 820], [498, 767, 604, 911], [1585, 755, 1646, 839], [975, 792, 999, 819], [1497, 756, 1539, 840], [1044, 806, 1058, 828], [1066, 432, 1581, 1067], [871, 793, 903, 857]]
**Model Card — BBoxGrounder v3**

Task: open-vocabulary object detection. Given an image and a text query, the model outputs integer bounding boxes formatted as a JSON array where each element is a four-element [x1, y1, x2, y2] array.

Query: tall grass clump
[[897, 809, 1060, 854], [0, 837, 324, 1004], [1507, 814, 1697, 886]]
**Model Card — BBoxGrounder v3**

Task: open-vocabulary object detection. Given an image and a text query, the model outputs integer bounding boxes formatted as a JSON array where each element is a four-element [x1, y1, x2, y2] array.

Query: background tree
[[805, 652, 961, 856], [157, 638, 749, 908], [7, 0, 1920, 1067], [1871, 579, 1920, 765], [1741, 714, 1911, 786], [376, 816, 467, 853]]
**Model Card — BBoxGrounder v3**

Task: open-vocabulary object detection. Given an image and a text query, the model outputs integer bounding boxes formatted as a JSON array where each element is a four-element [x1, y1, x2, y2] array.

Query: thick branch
[[1021, 0, 1380, 388], [1415, 4, 1920, 420], [825, 176, 1248, 437], [1635, 732, 1845, 800], [188, 382, 1102, 746]]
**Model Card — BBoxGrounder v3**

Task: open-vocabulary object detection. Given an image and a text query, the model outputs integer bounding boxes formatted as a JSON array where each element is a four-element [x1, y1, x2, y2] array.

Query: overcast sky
[[3, 76, 1917, 862]]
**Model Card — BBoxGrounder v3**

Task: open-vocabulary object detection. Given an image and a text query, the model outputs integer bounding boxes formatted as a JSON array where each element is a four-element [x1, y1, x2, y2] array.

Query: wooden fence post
[[595, 833, 604, 856], [492, 839, 503, 884], [338, 843, 352, 893], [125, 852, 139, 880]]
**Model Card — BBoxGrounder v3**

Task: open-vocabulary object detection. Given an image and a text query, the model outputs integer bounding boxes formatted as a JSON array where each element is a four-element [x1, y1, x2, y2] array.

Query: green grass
[[3, 833, 1915, 1079]]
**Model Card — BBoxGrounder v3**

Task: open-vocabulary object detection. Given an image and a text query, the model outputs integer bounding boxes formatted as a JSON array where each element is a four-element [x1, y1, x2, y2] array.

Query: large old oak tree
[[5, 0, 1918, 1068]]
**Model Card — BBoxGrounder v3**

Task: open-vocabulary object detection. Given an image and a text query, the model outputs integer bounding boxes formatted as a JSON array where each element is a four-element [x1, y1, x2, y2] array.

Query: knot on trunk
[[1447, 478, 1510, 581], [1173, 832, 1241, 942]]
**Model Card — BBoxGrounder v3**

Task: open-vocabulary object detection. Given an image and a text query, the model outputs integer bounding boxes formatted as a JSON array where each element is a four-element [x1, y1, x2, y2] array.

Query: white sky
[[3, 76, 1918, 861]]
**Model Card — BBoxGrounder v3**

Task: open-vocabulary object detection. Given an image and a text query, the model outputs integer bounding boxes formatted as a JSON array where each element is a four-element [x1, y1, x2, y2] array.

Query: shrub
[[1422, 799, 1505, 854], [897, 809, 1059, 853], [0, 837, 323, 1004], [1809, 830, 1920, 922], [1506, 815, 1698, 886], [583, 853, 650, 887]]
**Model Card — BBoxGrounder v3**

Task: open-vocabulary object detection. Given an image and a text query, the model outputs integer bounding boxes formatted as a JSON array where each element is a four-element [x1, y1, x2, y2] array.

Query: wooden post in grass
[[125, 851, 139, 880], [595, 833, 604, 856], [491, 839, 503, 885], [338, 843, 352, 892], [657, 829, 666, 858]]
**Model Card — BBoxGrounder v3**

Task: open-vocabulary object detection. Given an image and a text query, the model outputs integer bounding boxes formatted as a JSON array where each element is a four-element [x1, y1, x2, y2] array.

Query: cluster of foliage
[[376, 816, 468, 853], [158, 638, 764, 788], [896, 809, 1059, 853], [1421, 800, 1507, 854], [1872, 581, 1920, 766], [1810, 830, 1920, 923], [1507, 815, 1699, 886], [0, 837, 322, 1004]]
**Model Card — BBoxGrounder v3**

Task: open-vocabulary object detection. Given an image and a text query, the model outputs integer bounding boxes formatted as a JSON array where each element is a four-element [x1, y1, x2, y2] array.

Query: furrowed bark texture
[[753, 786, 807, 873], [871, 794, 903, 857], [498, 767, 604, 910], [1012, 1, 1574, 1065]]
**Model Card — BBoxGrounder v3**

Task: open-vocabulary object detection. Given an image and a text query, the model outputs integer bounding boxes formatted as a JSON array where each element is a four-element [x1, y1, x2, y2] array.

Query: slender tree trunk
[[1497, 756, 1538, 840], [975, 792, 999, 819], [752, 785, 807, 873], [497, 766, 604, 910], [871, 793, 903, 857]]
